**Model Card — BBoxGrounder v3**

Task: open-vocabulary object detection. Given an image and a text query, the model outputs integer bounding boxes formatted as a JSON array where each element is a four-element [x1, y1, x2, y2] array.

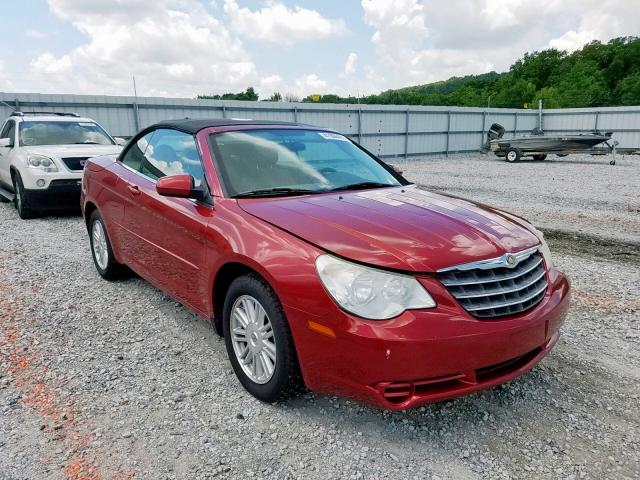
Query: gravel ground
[[400, 152, 640, 244], [1, 157, 639, 479]]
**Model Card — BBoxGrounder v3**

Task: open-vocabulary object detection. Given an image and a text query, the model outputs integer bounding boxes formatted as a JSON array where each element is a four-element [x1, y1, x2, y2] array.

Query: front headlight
[[27, 154, 58, 172], [315, 254, 436, 320], [534, 229, 554, 269]]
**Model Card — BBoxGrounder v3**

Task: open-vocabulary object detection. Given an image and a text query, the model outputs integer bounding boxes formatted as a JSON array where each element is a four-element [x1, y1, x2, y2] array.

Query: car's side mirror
[[156, 174, 207, 202], [114, 137, 128, 146], [0, 138, 13, 148]]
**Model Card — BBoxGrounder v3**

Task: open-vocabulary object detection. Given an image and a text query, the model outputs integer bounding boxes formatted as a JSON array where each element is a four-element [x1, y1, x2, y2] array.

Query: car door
[[0, 120, 16, 187], [108, 131, 156, 262], [118, 128, 213, 313]]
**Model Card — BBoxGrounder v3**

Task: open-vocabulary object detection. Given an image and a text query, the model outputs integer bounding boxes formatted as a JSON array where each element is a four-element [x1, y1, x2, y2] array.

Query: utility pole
[[538, 99, 543, 131], [487, 95, 491, 109]]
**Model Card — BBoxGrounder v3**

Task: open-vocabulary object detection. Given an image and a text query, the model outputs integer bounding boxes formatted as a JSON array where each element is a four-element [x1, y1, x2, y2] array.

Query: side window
[[0, 120, 15, 144], [120, 131, 155, 172], [141, 129, 205, 187]]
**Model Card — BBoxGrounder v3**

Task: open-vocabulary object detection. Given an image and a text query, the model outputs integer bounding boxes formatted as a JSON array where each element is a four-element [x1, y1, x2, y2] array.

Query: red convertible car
[[81, 119, 570, 410]]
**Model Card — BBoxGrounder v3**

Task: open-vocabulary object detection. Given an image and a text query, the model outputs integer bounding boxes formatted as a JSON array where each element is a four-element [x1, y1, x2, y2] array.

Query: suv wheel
[[89, 210, 125, 280], [12, 173, 35, 219], [223, 274, 303, 402]]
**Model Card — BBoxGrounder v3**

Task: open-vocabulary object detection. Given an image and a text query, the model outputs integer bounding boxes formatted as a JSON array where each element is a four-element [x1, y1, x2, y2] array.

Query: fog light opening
[[36, 179, 46, 188]]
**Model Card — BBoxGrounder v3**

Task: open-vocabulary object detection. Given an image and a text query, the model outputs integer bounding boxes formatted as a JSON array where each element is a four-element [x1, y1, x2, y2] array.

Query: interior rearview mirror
[[388, 164, 403, 175]]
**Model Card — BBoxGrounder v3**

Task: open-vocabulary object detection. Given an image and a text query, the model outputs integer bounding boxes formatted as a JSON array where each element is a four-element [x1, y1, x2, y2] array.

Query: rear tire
[[533, 154, 547, 161], [89, 210, 125, 280], [223, 273, 303, 403], [12, 172, 35, 219], [505, 147, 521, 163]]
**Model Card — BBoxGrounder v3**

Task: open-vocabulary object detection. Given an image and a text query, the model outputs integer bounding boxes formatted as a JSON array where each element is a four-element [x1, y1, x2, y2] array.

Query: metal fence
[[2, 92, 639, 159]]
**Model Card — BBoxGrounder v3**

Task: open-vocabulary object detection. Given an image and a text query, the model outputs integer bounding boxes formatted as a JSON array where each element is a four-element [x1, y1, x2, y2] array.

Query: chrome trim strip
[[452, 270, 546, 299], [465, 283, 548, 312], [440, 256, 543, 286], [437, 245, 540, 273], [119, 161, 158, 184]]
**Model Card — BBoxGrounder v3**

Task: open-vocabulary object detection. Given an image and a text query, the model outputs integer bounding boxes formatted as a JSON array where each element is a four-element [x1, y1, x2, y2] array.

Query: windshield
[[210, 129, 403, 197], [19, 121, 115, 146]]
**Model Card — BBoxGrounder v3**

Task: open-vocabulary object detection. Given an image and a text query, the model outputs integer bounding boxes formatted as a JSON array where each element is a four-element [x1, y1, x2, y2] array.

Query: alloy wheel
[[92, 220, 109, 270], [230, 295, 277, 384]]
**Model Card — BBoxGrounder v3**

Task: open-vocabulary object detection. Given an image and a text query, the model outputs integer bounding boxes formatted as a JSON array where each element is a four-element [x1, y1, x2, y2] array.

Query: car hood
[[238, 185, 540, 272], [22, 144, 122, 158]]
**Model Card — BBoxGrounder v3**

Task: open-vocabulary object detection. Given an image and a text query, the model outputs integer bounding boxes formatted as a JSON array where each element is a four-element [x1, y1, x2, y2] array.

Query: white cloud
[[549, 30, 597, 52], [26, 0, 261, 97], [259, 74, 284, 93], [295, 74, 328, 95], [342, 52, 358, 77], [30, 52, 73, 74], [0, 62, 15, 91], [361, 0, 640, 90], [26, 29, 48, 40], [223, 0, 348, 46], [2, 0, 639, 101]]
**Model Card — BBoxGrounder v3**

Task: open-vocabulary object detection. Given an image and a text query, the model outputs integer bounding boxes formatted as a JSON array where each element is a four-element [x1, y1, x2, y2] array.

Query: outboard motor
[[487, 123, 505, 141]]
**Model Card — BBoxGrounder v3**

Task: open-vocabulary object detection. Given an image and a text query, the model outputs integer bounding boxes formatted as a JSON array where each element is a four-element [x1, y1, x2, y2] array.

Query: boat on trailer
[[486, 123, 614, 162]]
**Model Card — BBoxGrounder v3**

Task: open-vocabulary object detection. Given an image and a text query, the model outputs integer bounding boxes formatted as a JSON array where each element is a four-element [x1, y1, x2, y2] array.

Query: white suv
[[0, 112, 124, 219]]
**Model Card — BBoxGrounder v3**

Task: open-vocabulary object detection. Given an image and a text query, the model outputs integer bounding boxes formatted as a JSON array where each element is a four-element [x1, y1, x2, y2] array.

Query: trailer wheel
[[533, 154, 547, 161], [505, 147, 521, 163]]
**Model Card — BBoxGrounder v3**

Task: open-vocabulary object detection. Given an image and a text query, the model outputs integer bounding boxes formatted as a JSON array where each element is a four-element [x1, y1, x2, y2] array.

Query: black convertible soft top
[[152, 118, 311, 135]]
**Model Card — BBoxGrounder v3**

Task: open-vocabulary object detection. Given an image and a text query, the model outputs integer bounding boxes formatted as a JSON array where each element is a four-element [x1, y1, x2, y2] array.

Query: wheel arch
[[84, 201, 98, 232], [211, 260, 274, 337]]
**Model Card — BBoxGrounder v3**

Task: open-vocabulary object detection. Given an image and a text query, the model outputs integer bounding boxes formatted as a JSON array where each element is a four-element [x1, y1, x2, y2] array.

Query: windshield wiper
[[330, 182, 395, 192], [74, 141, 102, 144], [234, 187, 320, 198]]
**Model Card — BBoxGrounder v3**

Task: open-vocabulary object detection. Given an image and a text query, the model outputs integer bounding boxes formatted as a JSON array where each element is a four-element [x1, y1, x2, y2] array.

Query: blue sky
[[1, 1, 638, 99]]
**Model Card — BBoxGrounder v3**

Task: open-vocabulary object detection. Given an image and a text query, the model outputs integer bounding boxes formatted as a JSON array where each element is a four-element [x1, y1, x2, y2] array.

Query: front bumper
[[24, 179, 82, 211], [286, 267, 570, 410]]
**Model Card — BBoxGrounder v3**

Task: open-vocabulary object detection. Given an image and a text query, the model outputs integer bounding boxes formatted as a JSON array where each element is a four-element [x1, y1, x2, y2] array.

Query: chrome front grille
[[437, 247, 548, 319]]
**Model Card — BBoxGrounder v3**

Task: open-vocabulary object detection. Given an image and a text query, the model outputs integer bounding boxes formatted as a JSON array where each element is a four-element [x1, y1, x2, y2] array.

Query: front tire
[[89, 210, 124, 280], [223, 274, 303, 402], [12, 173, 35, 219], [533, 154, 547, 161]]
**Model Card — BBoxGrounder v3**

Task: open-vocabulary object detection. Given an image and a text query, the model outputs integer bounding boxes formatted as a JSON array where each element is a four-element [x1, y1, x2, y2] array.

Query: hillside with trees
[[199, 37, 640, 108]]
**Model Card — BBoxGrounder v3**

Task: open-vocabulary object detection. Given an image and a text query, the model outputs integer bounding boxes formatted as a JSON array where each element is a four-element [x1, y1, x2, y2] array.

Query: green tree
[[197, 37, 640, 108], [492, 77, 536, 108], [532, 87, 562, 109], [266, 92, 282, 102], [197, 87, 258, 101], [615, 73, 640, 105], [510, 49, 565, 89]]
